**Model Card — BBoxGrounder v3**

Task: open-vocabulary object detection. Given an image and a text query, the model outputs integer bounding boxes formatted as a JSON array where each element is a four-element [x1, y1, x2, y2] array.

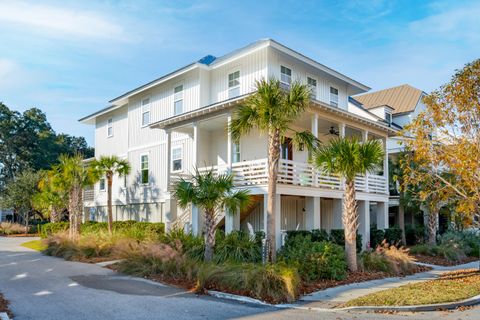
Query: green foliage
[[286, 229, 329, 242], [438, 230, 480, 258], [160, 228, 205, 261], [197, 262, 300, 304], [39, 221, 70, 238], [405, 224, 425, 245], [43, 233, 115, 260], [409, 243, 466, 262], [370, 226, 404, 248], [213, 231, 261, 263], [0, 103, 93, 189], [330, 229, 362, 253], [278, 235, 347, 281]]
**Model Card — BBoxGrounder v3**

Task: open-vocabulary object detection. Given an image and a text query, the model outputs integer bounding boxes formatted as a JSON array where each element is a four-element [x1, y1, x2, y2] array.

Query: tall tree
[[173, 169, 251, 262], [313, 138, 384, 271], [91, 156, 131, 234], [402, 59, 480, 227], [0, 170, 42, 229], [33, 169, 68, 223], [230, 78, 316, 260]]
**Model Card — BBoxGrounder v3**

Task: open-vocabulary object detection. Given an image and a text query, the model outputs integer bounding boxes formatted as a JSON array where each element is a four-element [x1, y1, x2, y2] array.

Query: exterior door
[[281, 137, 293, 161]]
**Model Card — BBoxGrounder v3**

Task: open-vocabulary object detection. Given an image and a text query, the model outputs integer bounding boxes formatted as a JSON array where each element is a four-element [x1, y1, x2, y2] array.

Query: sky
[[0, 0, 479, 145]]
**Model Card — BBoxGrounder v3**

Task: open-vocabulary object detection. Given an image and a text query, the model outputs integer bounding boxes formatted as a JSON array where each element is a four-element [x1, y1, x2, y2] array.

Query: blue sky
[[1, 0, 479, 145]]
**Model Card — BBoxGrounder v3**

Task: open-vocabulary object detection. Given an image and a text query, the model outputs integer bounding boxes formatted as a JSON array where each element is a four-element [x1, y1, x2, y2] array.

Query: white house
[[353, 84, 427, 227], [79, 39, 397, 249]]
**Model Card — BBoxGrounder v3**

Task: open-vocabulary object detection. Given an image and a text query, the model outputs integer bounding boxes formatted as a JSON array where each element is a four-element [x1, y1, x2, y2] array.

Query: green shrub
[[39, 222, 70, 238], [161, 228, 205, 261], [385, 228, 403, 245], [370, 226, 385, 248], [405, 224, 425, 245], [329, 229, 362, 252], [214, 231, 261, 263], [410, 242, 467, 262], [278, 235, 347, 281], [438, 231, 480, 257], [197, 262, 300, 304], [43, 232, 116, 261]]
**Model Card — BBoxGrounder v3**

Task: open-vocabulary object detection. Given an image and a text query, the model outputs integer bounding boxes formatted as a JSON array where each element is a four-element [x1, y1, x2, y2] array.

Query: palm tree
[[230, 78, 317, 260], [91, 156, 131, 235], [56, 154, 95, 238], [173, 168, 251, 262], [34, 169, 67, 222], [313, 138, 384, 271]]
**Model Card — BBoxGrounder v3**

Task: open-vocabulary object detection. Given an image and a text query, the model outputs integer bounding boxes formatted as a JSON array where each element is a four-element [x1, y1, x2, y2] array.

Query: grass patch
[[344, 269, 480, 307], [21, 239, 46, 251]]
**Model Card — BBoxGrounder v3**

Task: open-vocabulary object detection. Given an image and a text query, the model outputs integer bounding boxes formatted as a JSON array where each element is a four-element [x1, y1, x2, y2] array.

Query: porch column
[[338, 123, 346, 190], [362, 130, 369, 193], [166, 130, 172, 189], [383, 137, 389, 194], [275, 194, 282, 249], [305, 196, 320, 230], [227, 114, 232, 171], [192, 122, 198, 170], [225, 208, 240, 234], [358, 200, 370, 249], [376, 201, 389, 229], [163, 197, 177, 232], [311, 113, 319, 138], [191, 204, 200, 236]]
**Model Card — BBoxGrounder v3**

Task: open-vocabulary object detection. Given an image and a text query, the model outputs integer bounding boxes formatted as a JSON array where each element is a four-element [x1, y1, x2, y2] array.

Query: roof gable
[[354, 84, 424, 115]]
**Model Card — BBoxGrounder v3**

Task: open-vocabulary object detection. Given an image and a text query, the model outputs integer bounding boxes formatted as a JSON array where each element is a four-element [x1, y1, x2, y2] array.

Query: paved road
[[1, 237, 479, 320]]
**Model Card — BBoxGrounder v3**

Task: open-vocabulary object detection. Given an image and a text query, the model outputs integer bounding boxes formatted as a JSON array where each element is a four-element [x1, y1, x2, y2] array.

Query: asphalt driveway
[[1, 237, 479, 320]]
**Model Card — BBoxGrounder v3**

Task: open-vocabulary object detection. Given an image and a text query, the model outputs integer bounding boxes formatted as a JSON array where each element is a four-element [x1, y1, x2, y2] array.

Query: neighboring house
[[0, 209, 13, 222], [353, 84, 427, 228], [80, 39, 396, 249]]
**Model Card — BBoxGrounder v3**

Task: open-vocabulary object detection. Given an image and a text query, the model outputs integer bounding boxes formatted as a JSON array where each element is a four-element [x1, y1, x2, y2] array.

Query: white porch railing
[[192, 158, 387, 194], [83, 188, 94, 202]]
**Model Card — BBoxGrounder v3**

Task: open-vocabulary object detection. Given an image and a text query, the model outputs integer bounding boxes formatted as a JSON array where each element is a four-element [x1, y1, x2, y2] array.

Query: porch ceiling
[[150, 93, 398, 136]]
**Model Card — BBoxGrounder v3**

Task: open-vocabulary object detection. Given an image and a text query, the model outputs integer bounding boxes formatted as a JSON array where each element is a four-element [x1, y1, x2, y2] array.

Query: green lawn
[[344, 269, 480, 307], [21, 239, 46, 251]]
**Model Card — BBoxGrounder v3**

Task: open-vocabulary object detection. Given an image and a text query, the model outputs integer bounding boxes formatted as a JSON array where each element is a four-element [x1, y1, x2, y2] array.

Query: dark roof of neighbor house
[[354, 84, 425, 115]]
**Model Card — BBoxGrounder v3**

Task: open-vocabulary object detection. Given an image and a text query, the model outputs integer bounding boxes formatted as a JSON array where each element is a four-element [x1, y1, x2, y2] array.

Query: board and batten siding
[[210, 47, 268, 104], [95, 105, 128, 157], [267, 47, 349, 110]]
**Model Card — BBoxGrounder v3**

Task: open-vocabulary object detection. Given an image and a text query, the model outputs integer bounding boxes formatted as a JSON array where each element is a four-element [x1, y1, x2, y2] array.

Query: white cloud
[[0, 1, 125, 40], [409, 2, 480, 43]]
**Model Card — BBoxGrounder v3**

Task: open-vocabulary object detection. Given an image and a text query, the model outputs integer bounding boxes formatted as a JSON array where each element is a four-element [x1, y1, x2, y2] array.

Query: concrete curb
[[334, 294, 480, 313], [95, 259, 125, 267], [0, 312, 10, 320], [207, 290, 273, 306]]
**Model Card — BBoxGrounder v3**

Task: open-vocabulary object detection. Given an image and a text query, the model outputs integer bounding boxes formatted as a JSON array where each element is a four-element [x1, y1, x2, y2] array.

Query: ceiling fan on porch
[[324, 126, 339, 136]]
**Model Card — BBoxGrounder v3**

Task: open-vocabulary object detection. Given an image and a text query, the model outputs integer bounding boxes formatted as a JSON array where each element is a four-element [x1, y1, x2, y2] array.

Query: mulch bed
[[414, 254, 479, 267], [0, 293, 13, 318], [300, 265, 432, 295]]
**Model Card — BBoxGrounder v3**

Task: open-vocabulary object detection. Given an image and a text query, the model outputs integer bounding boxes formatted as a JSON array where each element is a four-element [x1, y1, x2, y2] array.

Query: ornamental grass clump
[[213, 231, 261, 263], [360, 241, 417, 275], [0, 222, 27, 235], [197, 262, 300, 304]]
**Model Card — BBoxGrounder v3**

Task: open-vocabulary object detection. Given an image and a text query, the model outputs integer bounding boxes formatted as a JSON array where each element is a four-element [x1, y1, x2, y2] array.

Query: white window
[[107, 118, 113, 137], [172, 147, 182, 172], [385, 111, 392, 124], [330, 87, 339, 107], [307, 77, 317, 99], [232, 142, 240, 163], [228, 71, 240, 98], [174, 85, 183, 115], [141, 154, 149, 184], [141, 98, 150, 126], [280, 66, 291, 87], [99, 178, 106, 191]]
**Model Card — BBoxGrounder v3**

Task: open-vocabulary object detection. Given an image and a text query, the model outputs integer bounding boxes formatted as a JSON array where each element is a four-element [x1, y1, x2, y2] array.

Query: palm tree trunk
[[68, 184, 83, 239], [107, 173, 113, 235], [343, 179, 359, 272], [204, 208, 216, 262], [427, 209, 437, 245], [267, 128, 280, 261]]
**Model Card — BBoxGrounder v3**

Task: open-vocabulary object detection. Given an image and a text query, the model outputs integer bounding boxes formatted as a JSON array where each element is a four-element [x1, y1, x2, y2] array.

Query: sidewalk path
[[295, 261, 479, 309]]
